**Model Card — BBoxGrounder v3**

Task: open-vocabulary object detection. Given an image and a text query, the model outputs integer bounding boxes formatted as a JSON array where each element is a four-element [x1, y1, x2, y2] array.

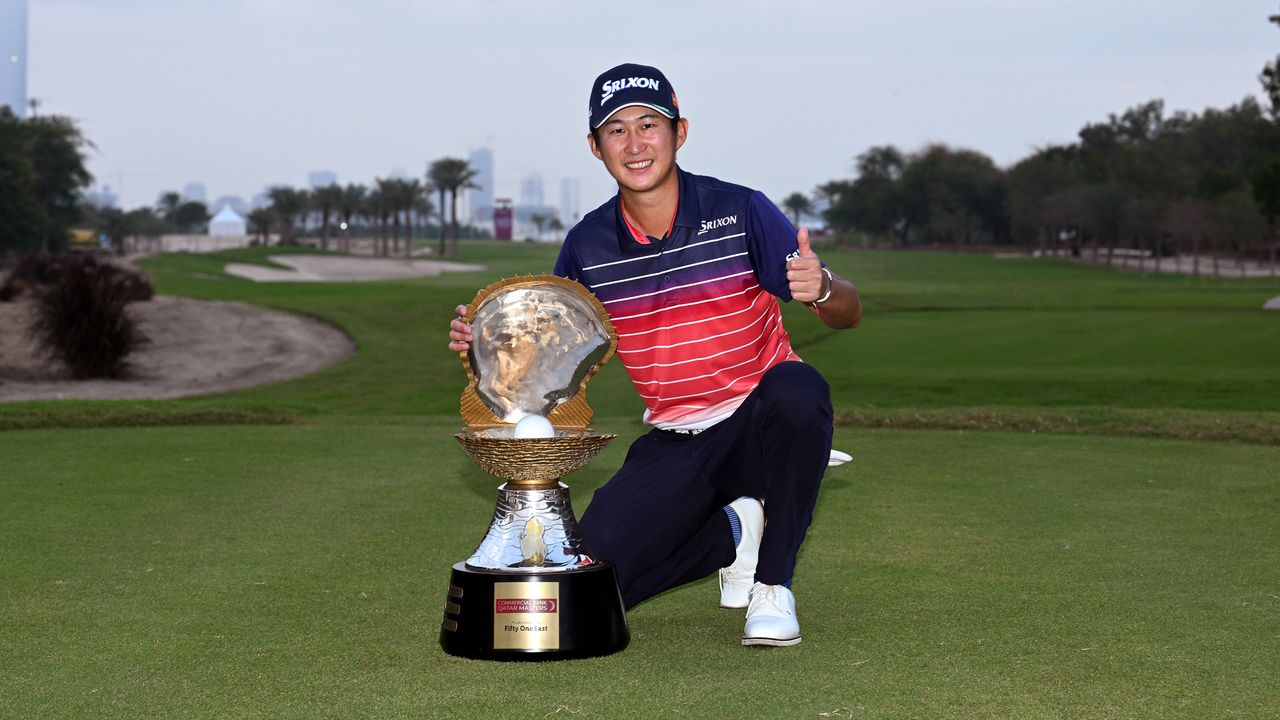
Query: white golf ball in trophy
[[513, 415, 555, 439]]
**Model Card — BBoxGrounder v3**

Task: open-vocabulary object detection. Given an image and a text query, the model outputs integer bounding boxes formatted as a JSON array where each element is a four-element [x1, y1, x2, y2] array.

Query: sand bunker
[[0, 296, 356, 402], [0, 253, 494, 402], [225, 255, 483, 282]]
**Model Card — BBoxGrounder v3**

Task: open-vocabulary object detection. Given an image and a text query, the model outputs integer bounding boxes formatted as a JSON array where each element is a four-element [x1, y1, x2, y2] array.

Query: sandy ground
[[0, 296, 356, 402], [224, 255, 483, 282], [0, 254, 489, 403]]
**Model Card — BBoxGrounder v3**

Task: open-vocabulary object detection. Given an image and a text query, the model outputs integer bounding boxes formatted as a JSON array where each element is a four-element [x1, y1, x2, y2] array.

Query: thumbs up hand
[[787, 227, 828, 303]]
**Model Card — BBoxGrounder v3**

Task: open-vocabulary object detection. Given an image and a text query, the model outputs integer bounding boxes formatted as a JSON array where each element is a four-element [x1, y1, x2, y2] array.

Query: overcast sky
[[25, 0, 1280, 211]]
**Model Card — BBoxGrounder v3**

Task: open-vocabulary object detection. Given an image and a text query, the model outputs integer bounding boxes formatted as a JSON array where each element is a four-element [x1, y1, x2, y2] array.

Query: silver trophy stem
[[465, 483, 592, 572]]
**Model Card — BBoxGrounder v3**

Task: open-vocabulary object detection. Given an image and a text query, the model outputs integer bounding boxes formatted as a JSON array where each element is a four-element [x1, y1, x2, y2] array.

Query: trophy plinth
[[439, 276, 629, 661]]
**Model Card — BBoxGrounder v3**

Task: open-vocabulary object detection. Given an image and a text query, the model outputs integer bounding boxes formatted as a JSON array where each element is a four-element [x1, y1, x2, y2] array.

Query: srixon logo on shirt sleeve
[[697, 215, 738, 235], [600, 77, 662, 105]]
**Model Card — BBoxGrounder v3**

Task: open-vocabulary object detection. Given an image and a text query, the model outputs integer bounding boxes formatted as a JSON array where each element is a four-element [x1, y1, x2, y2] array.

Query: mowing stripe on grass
[[836, 407, 1280, 445], [0, 402, 298, 431]]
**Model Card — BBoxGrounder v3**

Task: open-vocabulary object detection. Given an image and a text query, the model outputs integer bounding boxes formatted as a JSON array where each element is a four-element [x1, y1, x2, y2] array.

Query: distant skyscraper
[[1, 0, 28, 118], [559, 178, 581, 224], [83, 184, 119, 210], [520, 173, 545, 208], [183, 182, 207, 203], [309, 170, 337, 189], [468, 147, 494, 222]]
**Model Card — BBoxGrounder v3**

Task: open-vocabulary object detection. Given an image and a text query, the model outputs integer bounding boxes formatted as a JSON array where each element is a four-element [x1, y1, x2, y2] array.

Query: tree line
[[250, 157, 479, 259], [0, 104, 487, 259], [784, 12, 1280, 274], [98, 158, 485, 259], [801, 99, 1276, 272]]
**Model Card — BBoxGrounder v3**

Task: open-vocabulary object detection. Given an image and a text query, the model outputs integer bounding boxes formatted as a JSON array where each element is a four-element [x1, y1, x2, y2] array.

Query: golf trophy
[[439, 275, 630, 660]]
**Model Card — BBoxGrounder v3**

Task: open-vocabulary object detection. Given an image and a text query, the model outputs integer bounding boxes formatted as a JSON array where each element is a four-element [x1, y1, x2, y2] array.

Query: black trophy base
[[439, 561, 629, 661]]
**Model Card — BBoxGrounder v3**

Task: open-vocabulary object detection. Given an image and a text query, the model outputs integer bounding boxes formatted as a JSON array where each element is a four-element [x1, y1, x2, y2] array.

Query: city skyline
[[19, 1, 1280, 212], [152, 148, 583, 235]]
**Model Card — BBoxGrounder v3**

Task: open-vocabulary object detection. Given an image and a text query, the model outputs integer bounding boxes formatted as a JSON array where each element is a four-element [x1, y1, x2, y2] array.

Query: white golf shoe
[[718, 497, 764, 609], [742, 582, 801, 647]]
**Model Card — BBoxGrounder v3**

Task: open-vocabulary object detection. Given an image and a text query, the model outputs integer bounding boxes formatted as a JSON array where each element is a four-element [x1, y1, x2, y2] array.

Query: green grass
[[3, 243, 1280, 717], [835, 406, 1280, 445], [0, 400, 298, 431], [1, 424, 1276, 717]]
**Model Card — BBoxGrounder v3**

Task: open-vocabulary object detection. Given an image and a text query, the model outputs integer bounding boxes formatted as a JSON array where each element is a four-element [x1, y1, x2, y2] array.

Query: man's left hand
[[786, 227, 828, 303]]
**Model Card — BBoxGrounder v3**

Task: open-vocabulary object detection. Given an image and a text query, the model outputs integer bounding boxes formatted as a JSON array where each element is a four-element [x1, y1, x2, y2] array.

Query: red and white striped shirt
[[555, 168, 804, 430]]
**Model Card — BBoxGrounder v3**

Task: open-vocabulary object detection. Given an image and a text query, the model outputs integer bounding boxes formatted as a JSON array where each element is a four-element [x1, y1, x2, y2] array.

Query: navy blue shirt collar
[[612, 166, 702, 253]]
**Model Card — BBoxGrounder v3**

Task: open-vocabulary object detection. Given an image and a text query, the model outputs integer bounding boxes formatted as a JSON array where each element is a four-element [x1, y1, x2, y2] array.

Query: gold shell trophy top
[[458, 274, 617, 429], [456, 275, 618, 488]]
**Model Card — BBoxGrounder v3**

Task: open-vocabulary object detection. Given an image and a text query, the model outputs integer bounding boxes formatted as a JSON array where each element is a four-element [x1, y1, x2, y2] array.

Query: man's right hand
[[448, 304, 473, 352]]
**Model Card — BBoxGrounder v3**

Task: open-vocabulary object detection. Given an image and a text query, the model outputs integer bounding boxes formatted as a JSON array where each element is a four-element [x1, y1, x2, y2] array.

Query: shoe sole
[[720, 602, 748, 609], [742, 635, 801, 647]]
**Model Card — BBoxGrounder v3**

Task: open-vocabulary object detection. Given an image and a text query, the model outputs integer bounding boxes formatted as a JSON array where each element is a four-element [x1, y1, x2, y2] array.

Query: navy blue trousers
[[578, 361, 833, 609]]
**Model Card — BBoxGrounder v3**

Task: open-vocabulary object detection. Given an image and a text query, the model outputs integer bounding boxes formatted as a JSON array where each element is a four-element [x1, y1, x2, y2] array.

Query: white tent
[[208, 204, 247, 237]]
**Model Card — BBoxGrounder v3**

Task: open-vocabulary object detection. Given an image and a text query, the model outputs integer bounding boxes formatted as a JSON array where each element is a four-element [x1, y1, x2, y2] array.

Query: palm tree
[[374, 178, 399, 256], [267, 187, 303, 245], [530, 212, 548, 241], [387, 179, 409, 255], [548, 215, 565, 240], [157, 191, 182, 230], [426, 164, 450, 257], [429, 157, 480, 257], [338, 183, 367, 254], [413, 194, 435, 250], [96, 207, 138, 255], [247, 207, 277, 245], [295, 189, 312, 242], [367, 181, 396, 256], [176, 201, 211, 233], [312, 183, 344, 252], [781, 192, 814, 227], [399, 178, 424, 257], [358, 188, 382, 256]]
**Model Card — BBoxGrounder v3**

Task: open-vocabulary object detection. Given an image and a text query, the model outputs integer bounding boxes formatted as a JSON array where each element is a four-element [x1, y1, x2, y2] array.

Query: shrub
[[1, 253, 63, 301], [1, 253, 153, 303], [27, 253, 149, 379]]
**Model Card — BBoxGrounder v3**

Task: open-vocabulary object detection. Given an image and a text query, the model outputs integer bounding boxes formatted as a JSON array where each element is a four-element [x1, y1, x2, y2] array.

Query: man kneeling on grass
[[449, 63, 861, 646]]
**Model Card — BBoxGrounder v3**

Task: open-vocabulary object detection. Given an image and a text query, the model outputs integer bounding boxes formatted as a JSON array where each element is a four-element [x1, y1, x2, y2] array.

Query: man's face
[[588, 106, 688, 194]]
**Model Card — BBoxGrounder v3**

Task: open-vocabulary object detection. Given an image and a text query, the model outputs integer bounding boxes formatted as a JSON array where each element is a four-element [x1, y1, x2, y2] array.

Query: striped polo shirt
[[554, 167, 803, 430]]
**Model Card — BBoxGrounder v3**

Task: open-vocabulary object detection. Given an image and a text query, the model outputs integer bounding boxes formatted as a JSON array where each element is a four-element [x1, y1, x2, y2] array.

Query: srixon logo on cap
[[600, 76, 661, 105]]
